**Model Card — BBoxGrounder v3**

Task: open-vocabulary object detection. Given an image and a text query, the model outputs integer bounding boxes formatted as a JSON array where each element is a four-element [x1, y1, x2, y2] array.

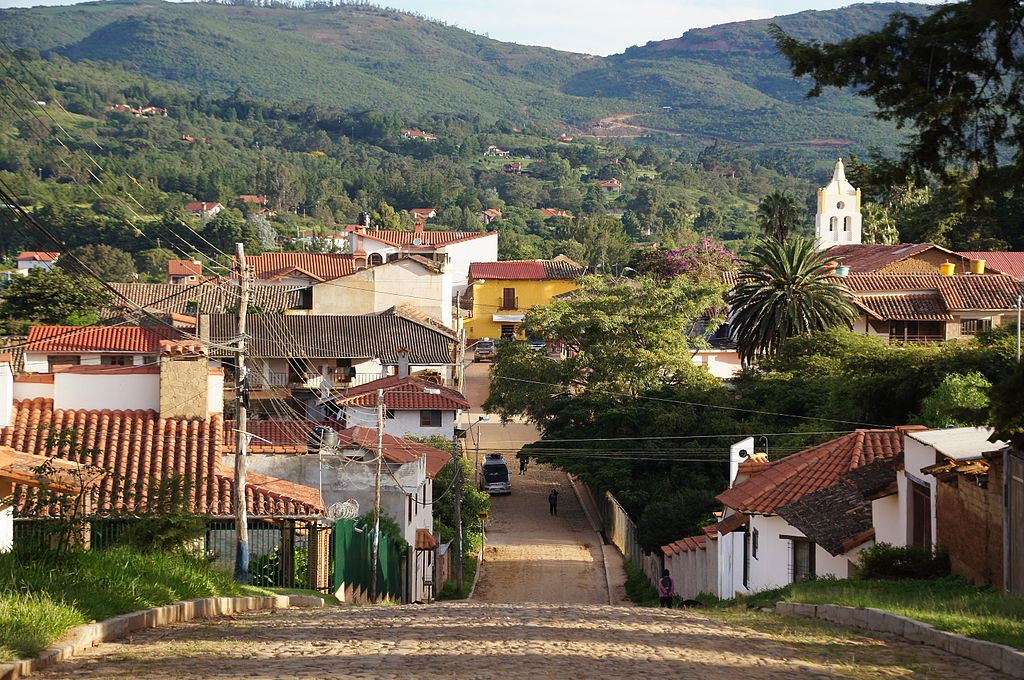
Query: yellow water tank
[[970, 259, 986, 275], [939, 262, 956, 277]]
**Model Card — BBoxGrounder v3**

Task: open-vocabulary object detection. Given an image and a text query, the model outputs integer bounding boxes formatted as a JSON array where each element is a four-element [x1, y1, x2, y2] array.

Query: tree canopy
[[1, 268, 109, 330]]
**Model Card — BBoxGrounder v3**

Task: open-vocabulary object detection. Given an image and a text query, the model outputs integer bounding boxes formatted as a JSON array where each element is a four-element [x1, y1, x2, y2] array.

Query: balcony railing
[[498, 296, 519, 310], [888, 334, 946, 344]]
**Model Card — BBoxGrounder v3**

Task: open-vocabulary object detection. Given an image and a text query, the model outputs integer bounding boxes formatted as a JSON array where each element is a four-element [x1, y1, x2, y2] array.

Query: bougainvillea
[[636, 238, 738, 283]]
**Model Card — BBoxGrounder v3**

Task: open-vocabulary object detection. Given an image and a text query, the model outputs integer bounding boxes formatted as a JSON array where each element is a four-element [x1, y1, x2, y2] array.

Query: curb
[[466, 544, 485, 600], [0, 594, 323, 680], [775, 601, 1024, 678], [567, 473, 614, 606]]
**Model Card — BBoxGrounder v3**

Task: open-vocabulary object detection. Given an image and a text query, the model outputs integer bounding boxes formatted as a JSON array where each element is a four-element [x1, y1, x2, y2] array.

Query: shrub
[[624, 560, 658, 606], [856, 543, 950, 580]]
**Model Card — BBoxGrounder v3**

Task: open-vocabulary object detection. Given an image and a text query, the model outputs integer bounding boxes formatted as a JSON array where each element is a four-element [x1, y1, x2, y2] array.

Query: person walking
[[519, 457, 528, 475], [548, 488, 559, 516], [658, 569, 675, 608]]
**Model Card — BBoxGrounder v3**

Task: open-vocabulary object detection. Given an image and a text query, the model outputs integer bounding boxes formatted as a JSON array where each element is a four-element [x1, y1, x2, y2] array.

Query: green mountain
[[0, 0, 931, 149]]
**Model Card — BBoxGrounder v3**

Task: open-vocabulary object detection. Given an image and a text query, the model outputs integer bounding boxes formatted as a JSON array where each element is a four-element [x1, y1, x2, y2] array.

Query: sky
[[0, 0, 944, 55]]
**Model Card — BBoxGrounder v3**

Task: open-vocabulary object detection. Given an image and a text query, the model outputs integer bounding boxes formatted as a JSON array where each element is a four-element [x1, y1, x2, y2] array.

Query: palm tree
[[726, 237, 856, 365], [755, 190, 803, 242]]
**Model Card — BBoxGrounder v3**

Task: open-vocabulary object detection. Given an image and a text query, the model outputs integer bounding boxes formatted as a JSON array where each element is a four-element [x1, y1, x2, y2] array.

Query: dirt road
[[472, 467, 608, 604]]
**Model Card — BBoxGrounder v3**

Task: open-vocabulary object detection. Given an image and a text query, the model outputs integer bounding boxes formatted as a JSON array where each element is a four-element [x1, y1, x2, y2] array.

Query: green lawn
[[0, 547, 273, 662], [704, 577, 1024, 651]]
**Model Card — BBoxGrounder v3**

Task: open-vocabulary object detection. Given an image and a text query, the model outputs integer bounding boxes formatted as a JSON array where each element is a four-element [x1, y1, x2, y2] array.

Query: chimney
[[201, 202, 207, 214], [396, 348, 411, 378], [159, 340, 214, 420], [0, 355, 13, 428]]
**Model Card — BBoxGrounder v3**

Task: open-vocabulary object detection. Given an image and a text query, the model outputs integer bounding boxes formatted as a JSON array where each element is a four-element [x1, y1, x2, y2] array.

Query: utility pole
[[370, 388, 385, 602], [455, 289, 466, 393], [1016, 295, 1022, 364], [233, 242, 251, 583], [451, 429, 464, 593]]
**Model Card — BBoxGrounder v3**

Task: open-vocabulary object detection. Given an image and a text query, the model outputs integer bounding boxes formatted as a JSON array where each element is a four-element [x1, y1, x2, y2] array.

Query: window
[[960, 318, 992, 336], [829, 216, 837, 232], [502, 287, 517, 310], [500, 324, 516, 339], [368, 252, 384, 266], [47, 355, 80, 371], [843, 216, 851, 232], [910, 479, 932, 549], [752, 528, 759, 559], [836, 201, 845, 209], [385, 408, 396, 420], [419, 410, 442, 427], [408, 494, 413, 524], [890, 320, 945, 342], [792, 539, 816, 582], [101, 355, 132, 366]]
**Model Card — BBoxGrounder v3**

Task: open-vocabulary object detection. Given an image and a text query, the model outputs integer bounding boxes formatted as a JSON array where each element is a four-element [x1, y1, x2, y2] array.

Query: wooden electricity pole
[[233, 242, 251, 583]]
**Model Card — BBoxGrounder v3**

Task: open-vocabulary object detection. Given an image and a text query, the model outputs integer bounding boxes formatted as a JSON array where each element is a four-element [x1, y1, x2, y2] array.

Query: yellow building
[[464, 256, 584, 341]]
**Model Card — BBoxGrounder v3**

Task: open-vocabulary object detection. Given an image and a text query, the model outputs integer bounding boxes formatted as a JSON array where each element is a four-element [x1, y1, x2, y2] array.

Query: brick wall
[[935, 462, 1003, 588]]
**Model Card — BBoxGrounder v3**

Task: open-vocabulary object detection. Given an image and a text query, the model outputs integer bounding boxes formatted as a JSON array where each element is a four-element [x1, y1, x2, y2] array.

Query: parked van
[[480, 453, 511, 494], [474, 338, 496, 362]]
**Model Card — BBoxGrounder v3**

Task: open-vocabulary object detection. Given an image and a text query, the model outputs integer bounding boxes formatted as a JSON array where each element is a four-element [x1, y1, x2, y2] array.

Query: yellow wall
[[465, 278, 578, 340]]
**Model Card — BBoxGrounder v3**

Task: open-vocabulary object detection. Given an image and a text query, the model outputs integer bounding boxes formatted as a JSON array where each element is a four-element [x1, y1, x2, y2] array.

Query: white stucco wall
[[692, 350, 742, 379], [441, 234, 499, 296], [13, 380, 54, 402], [312, 259, 453, 327], [0, 361, 13, 428], [0, 505, 12, 552], [53, 373, 160, 412], [23, 352, 151, 373], [872, 494, 906, 547], [746, 514, 852, 593], [343, 406, 456, 439], [207, 372, 224, 414], [716, 528, 747, 598]]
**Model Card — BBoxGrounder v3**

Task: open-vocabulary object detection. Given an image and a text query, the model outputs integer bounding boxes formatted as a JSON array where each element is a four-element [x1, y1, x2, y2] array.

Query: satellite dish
[[412, 236, 423, 246], [327, 499, 359, 520]]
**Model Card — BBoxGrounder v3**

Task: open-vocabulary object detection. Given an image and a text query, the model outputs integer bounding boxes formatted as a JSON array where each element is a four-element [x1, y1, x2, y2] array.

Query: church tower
[[815, 158, 862, 250]]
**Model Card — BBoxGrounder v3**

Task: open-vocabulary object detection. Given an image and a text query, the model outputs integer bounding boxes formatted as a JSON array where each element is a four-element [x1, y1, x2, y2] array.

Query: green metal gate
[[331, 518, 404, 602]]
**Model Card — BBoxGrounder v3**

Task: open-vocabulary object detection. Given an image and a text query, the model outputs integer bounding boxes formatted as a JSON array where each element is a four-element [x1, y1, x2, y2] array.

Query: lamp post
[[469, 415, 490, 486]]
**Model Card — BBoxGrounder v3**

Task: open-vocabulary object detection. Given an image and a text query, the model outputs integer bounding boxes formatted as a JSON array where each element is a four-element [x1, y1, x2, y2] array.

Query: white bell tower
[[815, 158, 862, 250]]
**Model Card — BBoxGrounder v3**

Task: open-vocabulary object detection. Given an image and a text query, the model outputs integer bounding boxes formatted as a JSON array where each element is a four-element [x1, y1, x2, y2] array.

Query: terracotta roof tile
[[337, 375, 469, 410], [469, 257, 585, 281], [167, 260, 203, 277], [936, 275, 1024, 310], [17, 251, 59, 262], [852, 293, 953, 321], [826, 243, 962, 273], [106, 283, 300, 319], [716, 430, 904, 515], [4, 399, 322, 517], [415, 528, 439, 550], [246, 252, 355, 282], [26, 325, 176, 354], [340, 426, 451, 478], [360, 230, 495, 249], [958, 252, 1024, 277]]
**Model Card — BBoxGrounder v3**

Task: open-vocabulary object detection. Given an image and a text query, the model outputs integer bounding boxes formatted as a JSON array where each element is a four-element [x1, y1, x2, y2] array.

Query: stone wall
[[936, 461, 1004, 589], [159, 357, 208, 420]]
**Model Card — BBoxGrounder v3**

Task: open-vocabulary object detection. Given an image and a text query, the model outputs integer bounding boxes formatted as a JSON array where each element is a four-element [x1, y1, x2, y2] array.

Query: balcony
[[888, 334, 946, 344], [498, 295, 519, 311]]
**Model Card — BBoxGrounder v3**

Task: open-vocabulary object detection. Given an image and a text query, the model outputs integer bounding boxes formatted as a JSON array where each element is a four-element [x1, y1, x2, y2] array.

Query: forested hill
[[0, 0, 930, 149]]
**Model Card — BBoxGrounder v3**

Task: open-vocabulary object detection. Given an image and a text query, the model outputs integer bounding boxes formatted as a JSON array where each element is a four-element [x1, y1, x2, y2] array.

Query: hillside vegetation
[[0, 0, 928, 149]]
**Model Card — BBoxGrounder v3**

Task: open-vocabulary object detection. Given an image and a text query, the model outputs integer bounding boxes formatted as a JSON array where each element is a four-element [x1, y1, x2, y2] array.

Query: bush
[[856, 543, 950, 580], [623, 560, 658, 606]]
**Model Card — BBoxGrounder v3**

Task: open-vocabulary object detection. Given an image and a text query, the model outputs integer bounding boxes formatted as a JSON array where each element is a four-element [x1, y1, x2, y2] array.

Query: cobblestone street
[[33, 602, 1008, 679]]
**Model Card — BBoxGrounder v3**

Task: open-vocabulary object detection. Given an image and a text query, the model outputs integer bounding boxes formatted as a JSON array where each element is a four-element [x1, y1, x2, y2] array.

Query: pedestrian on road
[[658, 569, 675, 608], [548, 488, 559, 516], [519, 457, 528, 475]]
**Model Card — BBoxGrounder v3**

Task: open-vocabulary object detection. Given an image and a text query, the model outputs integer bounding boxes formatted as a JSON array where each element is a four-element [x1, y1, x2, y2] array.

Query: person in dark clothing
[[658, 569, 675, 608], [519, 457, 528, 475], [548, 488, 559, 515]]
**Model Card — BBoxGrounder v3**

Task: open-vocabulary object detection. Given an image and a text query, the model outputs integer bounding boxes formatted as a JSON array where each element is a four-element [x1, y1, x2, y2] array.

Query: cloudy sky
[[0, 0, 942, 55]]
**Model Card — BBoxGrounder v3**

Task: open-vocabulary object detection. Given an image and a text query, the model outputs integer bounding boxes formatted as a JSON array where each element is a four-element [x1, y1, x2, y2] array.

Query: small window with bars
[[960, 318, 992, 336]]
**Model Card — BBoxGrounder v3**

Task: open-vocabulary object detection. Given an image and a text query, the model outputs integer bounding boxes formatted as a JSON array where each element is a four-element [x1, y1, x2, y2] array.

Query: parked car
[[481, 453, 511, 494], [473, 338, 496, 362], [526, 339, 546, 352]]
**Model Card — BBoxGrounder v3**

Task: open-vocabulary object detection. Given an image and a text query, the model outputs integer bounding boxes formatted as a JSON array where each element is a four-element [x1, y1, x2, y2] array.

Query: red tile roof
[[826, 243, 963, 273], [184, 202, 223, 213], [341, 426, 450, 478], [4, 399, 322, 516], [958, 252, 1024, 278], [541, 208, 574, 219], [246, 252, 355, 282], [936, 275, 1024, 310], [359, 230, 496, 249], [415, 528, 439, 550], [26, 325, 176, 354], [852, 293, 953, 321], [469, 258, 585, 281], [237, 194, 267, 205], [17, 251, 60, 262], [716, 430, 905, 515], [337, 375, 469, 410], [167, 259, 203, 277]]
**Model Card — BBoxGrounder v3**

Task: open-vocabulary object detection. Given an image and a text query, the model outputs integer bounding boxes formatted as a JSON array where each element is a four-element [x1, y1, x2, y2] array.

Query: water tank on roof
[[308, 426, 339, 455]]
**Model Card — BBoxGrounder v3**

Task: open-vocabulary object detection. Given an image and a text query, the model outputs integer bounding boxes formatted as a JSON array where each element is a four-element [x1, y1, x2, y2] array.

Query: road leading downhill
[[471, 467, 608, 604]]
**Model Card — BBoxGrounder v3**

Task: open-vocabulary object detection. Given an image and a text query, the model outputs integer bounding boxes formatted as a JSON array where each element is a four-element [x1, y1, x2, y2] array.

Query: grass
[[438, 549, 480, 600], [700, 576, 1024, 651], [0, 547, 272, 662], [623, 560, 659, 607]]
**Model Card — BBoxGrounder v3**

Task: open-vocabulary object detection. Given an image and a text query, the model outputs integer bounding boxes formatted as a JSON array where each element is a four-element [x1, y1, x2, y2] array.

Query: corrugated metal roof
[[827, 243, 962, 272], [958, 252, 1024, 278], [908, 427, 1006, 461], [204, 307, 455, 364], [26, 325, 176, 353]]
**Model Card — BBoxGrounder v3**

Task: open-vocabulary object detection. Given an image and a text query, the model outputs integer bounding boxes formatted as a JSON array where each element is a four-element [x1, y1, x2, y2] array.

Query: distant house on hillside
[[484, 145, 511, 158], [401, 129, 437, 141], [16, 251, 59, 272], [478, 208, 503, 225], [503, 162, 525, 175], [540, 208, 573, 220], [166, 259, 203, 285], [184, 201, 223, 218], [595, 178, 622, 193]]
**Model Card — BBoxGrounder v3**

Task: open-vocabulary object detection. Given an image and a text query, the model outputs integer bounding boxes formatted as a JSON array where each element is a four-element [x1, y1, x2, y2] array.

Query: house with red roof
[[400, 129, 437, 141], [540, 208, 574, 220], [595, 178, 622, 193], [478, 208, 503, 225], [464, 256, 585, 341], [184, 201, 223, 218], [664, 429, 923, 598], [22, 325, 178, 374], [410, 208, 437, 223], [16, 251, 59, 272], [240, 422, 448, 602], [166, 259, 203, 284], [335, 373, 469, 439]]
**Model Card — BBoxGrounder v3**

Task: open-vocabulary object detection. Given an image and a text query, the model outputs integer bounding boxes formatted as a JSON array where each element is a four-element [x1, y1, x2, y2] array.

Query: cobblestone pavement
[[34, 602, 1008, 679]]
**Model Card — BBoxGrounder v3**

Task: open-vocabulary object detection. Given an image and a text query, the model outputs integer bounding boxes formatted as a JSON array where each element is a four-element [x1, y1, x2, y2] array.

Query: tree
[[726, 237, 856, 365], [911, 371, 991, 428], [247, 214, 278, 251], [772, 1, 1024, 197], [203, 210, 258, 253], [371, 200, 406, 231], [485, 274, 726, 425], [755, 190, 802, 242], [1, 268, 109, 328], [62, 244, 136, 282]]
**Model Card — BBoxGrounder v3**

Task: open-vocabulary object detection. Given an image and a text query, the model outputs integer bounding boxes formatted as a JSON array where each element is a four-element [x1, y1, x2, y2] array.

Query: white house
[[348, 224, 498, 298], [16, 251, 59, 272], [336, 374, 469, 439], [184, 202, 223, 218], [239, 425, 448, 602], [22, 325, 176, 373]]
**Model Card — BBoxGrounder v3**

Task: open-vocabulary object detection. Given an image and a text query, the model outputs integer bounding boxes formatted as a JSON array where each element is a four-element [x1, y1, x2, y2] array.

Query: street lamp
[[468, 415, 491, 486]]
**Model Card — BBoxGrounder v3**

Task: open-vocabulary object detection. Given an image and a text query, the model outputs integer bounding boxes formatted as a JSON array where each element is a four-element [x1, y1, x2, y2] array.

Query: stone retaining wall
[[0, 594, 323, 680], [775, 601, 1024, 679]]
